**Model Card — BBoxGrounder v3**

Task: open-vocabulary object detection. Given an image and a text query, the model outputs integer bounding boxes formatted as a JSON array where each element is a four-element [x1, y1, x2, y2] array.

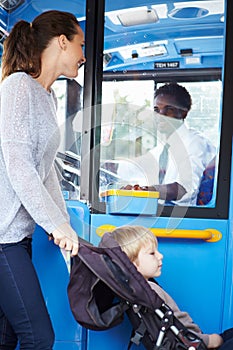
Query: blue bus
[[0, 0, 232, 349]]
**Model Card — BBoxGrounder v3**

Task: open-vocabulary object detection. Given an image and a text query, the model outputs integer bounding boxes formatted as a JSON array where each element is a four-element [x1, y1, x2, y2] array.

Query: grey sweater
[[0, 72, 69, 243]]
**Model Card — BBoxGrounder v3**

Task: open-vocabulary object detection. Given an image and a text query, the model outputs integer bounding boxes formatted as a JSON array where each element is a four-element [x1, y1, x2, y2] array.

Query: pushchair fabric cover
[[67, 233, 207, 350]]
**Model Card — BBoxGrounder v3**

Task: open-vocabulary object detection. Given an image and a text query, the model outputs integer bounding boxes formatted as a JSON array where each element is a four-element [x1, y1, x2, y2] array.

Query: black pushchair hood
[[68, 232, 163, 330]]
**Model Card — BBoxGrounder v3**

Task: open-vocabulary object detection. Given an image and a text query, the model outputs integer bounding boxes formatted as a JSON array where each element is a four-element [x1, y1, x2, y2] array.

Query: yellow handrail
[[96, 225, 222, 242], [150, 228, 221, 242]]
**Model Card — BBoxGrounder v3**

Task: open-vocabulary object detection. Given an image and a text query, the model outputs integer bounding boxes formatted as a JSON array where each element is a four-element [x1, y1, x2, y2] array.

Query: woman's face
[[60, 26, 86, 79]]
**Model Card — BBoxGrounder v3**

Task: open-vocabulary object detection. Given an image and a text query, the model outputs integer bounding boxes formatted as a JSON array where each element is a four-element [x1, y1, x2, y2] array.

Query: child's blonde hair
[[111, 225, 158, 262]]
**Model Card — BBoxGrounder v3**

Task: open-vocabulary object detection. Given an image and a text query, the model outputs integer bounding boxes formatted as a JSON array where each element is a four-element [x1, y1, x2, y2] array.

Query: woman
[[0, 10, 85, 349]]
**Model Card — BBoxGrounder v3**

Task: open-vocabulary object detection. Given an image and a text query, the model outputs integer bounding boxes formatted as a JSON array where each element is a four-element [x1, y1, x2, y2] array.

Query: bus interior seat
[[196, 158, 216, 206]]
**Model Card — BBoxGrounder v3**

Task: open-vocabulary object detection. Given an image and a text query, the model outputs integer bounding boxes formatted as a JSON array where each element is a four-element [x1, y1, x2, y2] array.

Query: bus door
[[74, 1, 233, 349]]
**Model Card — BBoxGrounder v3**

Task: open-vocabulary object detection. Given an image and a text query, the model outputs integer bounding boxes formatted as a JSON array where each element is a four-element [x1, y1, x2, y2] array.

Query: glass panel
[[52, 77, 84, 200], [100, 0, 225, 209], [51, 17, 85, 202], [100, 80, 155, 191]]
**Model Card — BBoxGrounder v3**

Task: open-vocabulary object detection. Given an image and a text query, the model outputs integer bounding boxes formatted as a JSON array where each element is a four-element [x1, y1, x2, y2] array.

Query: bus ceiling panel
[[0, 0, 86, 31], [104, 1, 224, 32], [103, 37, 224, 71], [103, 21, 224, 50], [29, 0, 85, 17], [103, 33, 223, 65], [104, 14, 224, 36], [0, 7, 8, 30], [174, 37, 224, 55], [103, 1, 224, 71], [104, 0, 224, 16], [0, 0, 25, 13], [103, 36, 223, 59], [103, 35, 223, 64], [103, 47, 223, 71], [103, 55, 223, 72]]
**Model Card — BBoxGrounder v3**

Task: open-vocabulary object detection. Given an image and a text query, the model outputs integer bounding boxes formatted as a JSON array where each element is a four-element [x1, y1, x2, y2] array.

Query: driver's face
[[154, 94, 187, 135]]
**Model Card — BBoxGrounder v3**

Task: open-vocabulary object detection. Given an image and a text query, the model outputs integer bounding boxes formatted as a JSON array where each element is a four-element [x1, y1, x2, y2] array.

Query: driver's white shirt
[[117, 122, 216, 206], [149, 122, 216, 205]]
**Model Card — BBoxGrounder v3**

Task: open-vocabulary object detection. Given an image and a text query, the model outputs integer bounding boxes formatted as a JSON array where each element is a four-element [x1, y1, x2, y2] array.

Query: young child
[[109, 225, 223, 349]]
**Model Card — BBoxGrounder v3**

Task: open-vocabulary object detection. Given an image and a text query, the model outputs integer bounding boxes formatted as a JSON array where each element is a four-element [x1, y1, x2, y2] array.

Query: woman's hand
[[51, 222, 79, 256]]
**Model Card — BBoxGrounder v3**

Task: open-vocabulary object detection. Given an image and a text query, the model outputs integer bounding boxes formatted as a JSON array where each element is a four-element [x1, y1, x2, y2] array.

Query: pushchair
[[68, 233, 207, 350]]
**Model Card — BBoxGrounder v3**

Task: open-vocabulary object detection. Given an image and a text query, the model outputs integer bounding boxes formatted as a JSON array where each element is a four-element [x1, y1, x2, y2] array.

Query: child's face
[[133, 242, 163, 280]]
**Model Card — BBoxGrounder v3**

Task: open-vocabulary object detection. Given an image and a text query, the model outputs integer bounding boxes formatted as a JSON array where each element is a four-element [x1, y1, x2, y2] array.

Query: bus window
[[97, 0, 224, 211], [100, 79, 221, 207]]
